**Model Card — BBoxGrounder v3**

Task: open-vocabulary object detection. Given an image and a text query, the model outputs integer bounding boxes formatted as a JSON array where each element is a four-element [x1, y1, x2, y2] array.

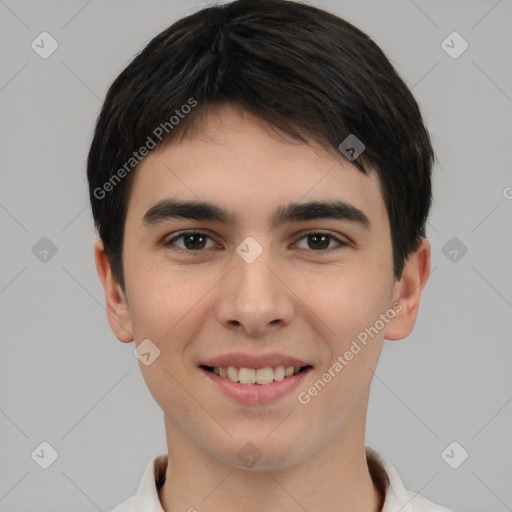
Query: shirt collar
[[133, 447, 428, 511], [134, 453, 166, 512]]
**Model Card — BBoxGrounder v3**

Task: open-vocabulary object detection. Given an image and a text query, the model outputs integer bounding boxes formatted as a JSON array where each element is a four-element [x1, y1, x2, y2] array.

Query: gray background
[[1, 0, 511, 510]]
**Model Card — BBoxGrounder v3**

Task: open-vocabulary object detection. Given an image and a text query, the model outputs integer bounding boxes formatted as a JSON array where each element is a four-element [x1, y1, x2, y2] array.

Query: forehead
[[125, 104, 387, 232]]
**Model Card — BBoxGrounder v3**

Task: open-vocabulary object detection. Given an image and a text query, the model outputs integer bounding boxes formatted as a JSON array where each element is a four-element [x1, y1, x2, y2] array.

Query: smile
[[199, 364, 313, 406], [201, 365, 312, 385]]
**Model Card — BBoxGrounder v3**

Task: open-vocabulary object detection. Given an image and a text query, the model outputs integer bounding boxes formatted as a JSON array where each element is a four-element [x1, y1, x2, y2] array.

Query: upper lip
[[199, 352, 312, 370]]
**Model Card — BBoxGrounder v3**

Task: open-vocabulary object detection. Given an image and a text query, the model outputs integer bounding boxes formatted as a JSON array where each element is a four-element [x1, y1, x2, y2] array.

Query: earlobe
[[94, 238, 134, 343], [384, 238, 431, 341]]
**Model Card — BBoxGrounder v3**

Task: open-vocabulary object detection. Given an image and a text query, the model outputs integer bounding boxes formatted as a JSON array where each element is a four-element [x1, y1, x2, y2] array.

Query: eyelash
[[163, 230, 349, 255]]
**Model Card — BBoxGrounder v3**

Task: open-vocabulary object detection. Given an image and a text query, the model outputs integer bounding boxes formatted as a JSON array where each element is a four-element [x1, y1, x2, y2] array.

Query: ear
[[384, 238, 431, 341], [94, 237, 134, 343]]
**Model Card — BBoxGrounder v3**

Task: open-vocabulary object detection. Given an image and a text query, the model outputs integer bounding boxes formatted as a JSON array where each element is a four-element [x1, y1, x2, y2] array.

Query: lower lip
[[199, 367, 312, 406]]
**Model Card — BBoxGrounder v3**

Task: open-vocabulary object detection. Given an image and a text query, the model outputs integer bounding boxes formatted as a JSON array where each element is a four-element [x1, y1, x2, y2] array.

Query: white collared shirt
[[109, 447, 455, 512]]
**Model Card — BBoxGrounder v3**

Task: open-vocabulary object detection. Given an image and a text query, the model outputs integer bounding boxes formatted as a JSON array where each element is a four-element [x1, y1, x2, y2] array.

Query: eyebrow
[[142, 198, 371, 231]]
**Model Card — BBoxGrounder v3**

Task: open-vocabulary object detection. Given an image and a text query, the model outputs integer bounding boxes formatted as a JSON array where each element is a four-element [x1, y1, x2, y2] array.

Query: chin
[[221, 437, 309, 472]]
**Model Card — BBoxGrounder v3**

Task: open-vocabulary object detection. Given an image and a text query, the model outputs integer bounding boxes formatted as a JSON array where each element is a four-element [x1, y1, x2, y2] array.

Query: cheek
[[299, 265, 391, 342], [126, 262, 204, 345], [126, 268, 209, 411]]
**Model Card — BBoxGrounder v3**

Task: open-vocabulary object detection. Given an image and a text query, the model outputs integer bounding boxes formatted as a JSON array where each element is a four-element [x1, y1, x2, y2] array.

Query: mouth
[[197, 352, 314, 405], [200, 364, 313, 385]]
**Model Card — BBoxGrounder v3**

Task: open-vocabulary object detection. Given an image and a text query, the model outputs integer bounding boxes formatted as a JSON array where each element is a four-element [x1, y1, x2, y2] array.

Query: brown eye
[[295, 231, 348, 251], [165, 231, 216, 252]]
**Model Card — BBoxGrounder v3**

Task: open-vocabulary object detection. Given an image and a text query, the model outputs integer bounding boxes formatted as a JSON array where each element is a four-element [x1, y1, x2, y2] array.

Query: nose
[[215, 244, 295, 337]]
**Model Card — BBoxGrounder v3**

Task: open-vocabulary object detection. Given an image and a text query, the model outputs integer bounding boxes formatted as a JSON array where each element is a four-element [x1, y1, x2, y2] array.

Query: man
[[88, 1, 454, 510]]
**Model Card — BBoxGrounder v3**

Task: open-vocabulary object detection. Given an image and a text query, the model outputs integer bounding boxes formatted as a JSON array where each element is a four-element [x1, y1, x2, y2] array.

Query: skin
[[95, 103, 430, 512]]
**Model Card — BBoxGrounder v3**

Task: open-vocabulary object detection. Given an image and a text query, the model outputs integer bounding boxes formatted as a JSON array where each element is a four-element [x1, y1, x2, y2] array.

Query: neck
[[158, 413, 384, 512]]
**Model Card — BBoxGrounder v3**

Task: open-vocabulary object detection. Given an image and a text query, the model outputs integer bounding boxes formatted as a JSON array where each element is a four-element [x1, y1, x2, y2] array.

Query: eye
[[164, 230, 348, 254], [294, 231, 348, 251], [164, 231, 219, 253]]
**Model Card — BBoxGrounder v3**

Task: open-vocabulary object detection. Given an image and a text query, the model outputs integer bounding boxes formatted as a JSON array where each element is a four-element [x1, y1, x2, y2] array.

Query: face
[[95, 103, 429, 470]]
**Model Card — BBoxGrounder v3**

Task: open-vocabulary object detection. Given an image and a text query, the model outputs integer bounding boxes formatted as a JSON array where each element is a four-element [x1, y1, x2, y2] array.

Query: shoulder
[[366, 447, 456, 512], [108, 495, 137, 512], [400, 489, 455, 512]]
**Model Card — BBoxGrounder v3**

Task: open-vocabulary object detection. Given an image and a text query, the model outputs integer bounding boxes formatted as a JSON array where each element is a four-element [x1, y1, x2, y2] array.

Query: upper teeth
[[212, 366, 301, 385]]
